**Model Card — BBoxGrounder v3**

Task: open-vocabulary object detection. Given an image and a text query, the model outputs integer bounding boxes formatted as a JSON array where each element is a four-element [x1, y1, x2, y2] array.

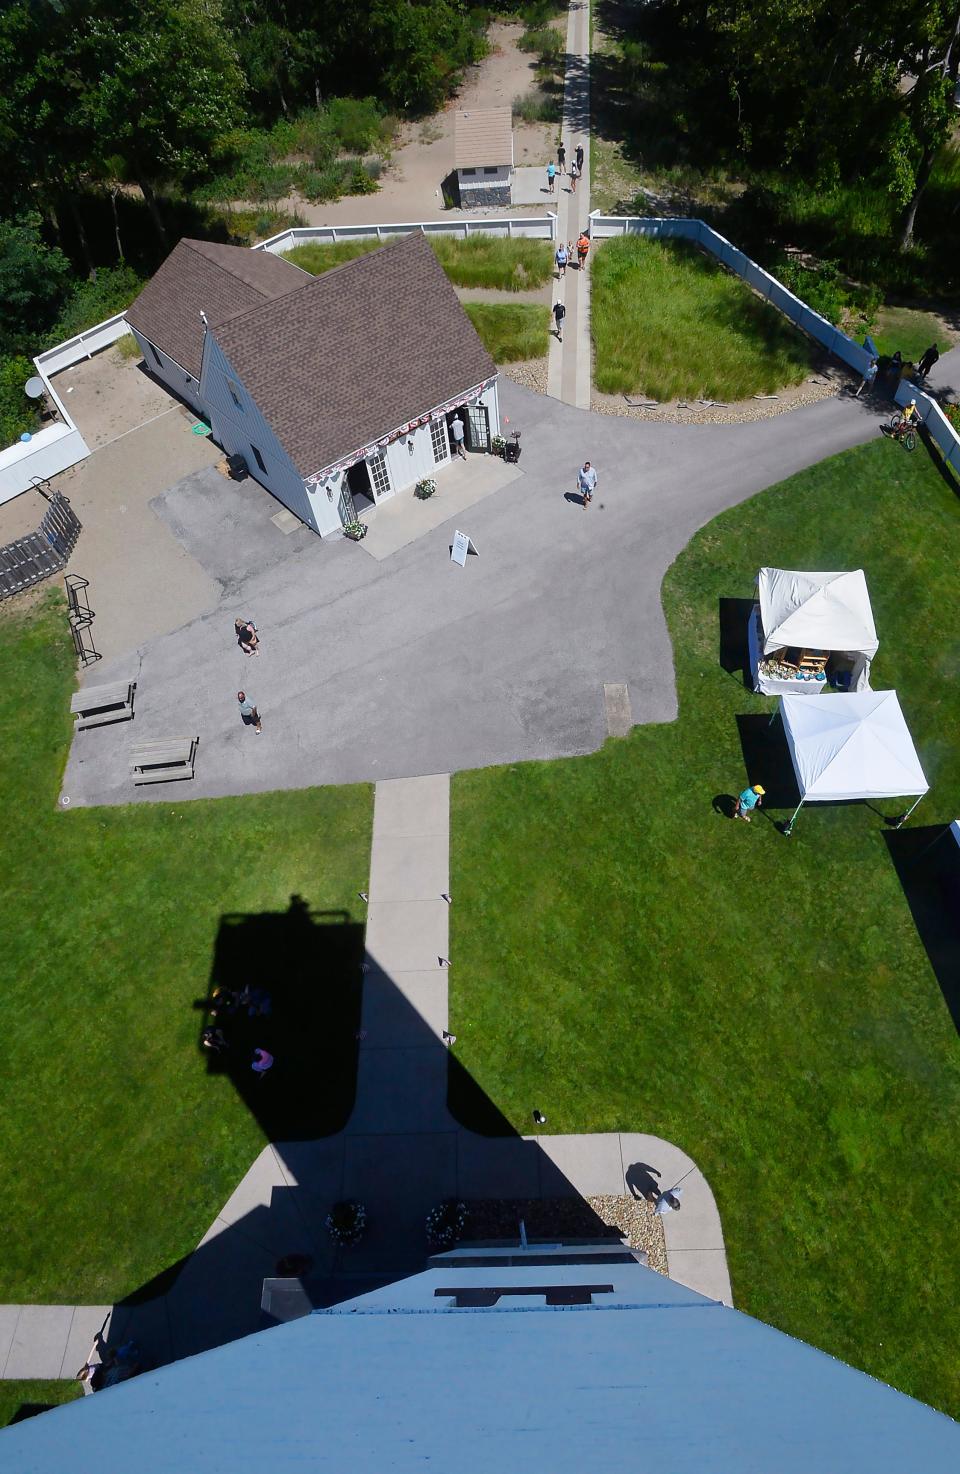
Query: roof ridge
[[211, 233, 430, 336]]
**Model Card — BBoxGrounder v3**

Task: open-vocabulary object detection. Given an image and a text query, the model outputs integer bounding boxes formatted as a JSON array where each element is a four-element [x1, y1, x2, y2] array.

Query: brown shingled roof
[[211, 232, 497, 479], [125, 239, 307, 379], [454, 108, 513, 169]]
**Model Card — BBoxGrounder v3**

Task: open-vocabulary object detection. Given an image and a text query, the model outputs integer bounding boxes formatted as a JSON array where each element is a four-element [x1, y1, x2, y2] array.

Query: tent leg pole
[[895, 795, 924, 830], [783, 800, 803, 837]]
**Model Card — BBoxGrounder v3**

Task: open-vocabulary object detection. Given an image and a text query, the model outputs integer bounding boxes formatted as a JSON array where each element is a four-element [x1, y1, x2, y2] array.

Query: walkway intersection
[[0, 776, 730, 1380]]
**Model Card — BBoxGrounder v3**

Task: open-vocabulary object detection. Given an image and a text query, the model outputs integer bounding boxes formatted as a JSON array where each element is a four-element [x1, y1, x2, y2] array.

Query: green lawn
[[286, 234, 554, 291], [0, 594, 371, 1304], [871, 306, 951, 365], [463, 302, 550, 362], [591, 235, 812, 399], [0, 1381, 82, 1429], [451, 438, 960, 1416]]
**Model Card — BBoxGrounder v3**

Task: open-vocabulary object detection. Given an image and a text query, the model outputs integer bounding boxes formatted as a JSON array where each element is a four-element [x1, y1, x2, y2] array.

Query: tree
[[895, 2, 960, 249], [0, 217, 72, 356], [76, 0, 246, 243]]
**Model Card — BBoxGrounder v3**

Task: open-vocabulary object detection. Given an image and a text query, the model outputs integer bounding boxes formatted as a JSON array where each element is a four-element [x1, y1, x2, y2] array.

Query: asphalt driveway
[[61, 378, 883, 806]]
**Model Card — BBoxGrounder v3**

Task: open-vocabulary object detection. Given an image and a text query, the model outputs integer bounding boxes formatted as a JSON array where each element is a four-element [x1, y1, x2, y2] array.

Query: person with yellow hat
[[734, 783, 765, 822]]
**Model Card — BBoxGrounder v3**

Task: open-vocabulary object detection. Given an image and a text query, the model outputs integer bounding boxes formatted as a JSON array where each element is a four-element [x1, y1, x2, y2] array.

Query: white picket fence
[[35, 313, 132, 378], [254, 213, 557, 254]]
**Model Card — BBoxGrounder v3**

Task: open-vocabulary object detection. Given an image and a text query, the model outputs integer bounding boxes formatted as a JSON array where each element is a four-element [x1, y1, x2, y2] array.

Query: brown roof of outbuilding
[[211, 232, 497, 479], [125, 239, 307, 379], [454, 108, 513, 169]]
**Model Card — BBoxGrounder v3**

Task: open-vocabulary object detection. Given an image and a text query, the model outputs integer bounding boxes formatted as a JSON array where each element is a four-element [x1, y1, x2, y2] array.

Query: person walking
[[555, 242, 568, 277], [553, 300, 566, 342], [654, 1187, 683, 1216], [577, 231, 590, 270], [450, 414, 467, 459], [733, 783, 764, 822], [557, 140, 566, 175], [854, 358, 878, 398], [569, 159, 579, 193], [575, 142, 584, 174], [577, 460, 597, 509], [237, 690, 262, 734], [546, 161, 556, 194], [917, 342, 939, 380]]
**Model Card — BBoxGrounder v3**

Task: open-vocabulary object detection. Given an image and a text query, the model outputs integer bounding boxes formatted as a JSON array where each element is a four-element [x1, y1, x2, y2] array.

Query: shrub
[[326, 97, 391, 154], [116, 332, 142, 361], [518, 27, 565, 69], [512, 88, 562, 125], [431, 234, 553, 290], [0, 354, 40, 447], [45, 266, 144, 346]]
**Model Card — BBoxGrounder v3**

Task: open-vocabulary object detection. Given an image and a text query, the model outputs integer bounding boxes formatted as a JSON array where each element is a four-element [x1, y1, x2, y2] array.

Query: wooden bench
[[71, 680, 136, 730], [130, 736, 198, 784]]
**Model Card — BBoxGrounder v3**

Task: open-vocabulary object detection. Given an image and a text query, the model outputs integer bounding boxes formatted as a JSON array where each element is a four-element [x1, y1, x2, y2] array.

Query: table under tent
[[776, 690, 928, 835], [748, 568, 879, 695]]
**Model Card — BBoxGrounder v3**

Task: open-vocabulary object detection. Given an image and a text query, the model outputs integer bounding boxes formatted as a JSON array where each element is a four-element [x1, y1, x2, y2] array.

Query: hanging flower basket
[[325, 1200, 367, 1246], [343, 521, 367, 541], [415, 478, 437, 500], [426, 1199, 468, 1249]]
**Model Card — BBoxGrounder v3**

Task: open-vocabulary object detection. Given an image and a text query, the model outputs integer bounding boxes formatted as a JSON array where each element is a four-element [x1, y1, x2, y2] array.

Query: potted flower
[[325, 1200, 367, 1246], [491, 434, 506, 458], [426, 1199, 467, 1250], [415, 477, 437, 500], [343, 520, 367, 541]]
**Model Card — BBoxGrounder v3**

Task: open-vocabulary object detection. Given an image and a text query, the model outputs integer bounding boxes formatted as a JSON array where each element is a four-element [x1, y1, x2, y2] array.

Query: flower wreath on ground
[[414, 477, 437, 499], [426, 1199, 468, 1249], [325, 1200, 367, 1246]]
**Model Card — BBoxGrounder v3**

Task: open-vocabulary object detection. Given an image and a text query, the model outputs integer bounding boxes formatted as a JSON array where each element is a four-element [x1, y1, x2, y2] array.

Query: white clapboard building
[[454, 107, 514, 206], [125, 234, 499, 535]]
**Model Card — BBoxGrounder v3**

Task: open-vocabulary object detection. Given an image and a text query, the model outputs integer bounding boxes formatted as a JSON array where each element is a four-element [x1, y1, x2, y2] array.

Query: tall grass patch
[[287, 234, 553, 291], [592, 235, 811, 399], [430, 234, 553, 290], [463, 302, 550, 361]]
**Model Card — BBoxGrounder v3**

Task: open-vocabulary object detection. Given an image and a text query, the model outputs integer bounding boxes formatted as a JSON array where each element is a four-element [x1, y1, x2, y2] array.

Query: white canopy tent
[[750, 568, 879, 694], [778, 690, 928, 835]]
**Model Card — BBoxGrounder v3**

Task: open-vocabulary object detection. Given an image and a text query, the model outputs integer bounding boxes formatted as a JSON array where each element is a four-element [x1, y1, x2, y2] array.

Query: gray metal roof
[[4, 1262, 957, 1471]]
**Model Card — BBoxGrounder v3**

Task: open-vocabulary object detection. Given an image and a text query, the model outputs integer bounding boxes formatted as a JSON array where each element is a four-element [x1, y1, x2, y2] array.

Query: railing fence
[[254, 213, 557, 254], [0, 490, 82, 600]]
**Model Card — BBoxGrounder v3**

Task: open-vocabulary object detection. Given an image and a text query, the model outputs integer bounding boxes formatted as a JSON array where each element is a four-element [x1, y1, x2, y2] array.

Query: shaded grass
[[591, 235, 812, 399], [287, 234, 554, 291], [0, 593, 371, 1303], [0, 1382, 82, 1429], [463, 302, 550, 361], [451, 437, 960, 1416], [870, 307, 951, 365]]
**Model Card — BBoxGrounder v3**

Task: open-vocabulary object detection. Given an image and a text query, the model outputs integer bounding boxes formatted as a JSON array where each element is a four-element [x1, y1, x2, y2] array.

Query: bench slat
[[71, 681, 135, 714]]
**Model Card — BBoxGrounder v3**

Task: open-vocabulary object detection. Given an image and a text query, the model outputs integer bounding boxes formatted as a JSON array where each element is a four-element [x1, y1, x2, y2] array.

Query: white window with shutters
[[430, 419, 449, 464]]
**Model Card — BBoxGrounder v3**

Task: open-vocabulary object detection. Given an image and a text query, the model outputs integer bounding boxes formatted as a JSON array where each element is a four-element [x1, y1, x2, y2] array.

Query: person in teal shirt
[[734, 784, 764, 822]]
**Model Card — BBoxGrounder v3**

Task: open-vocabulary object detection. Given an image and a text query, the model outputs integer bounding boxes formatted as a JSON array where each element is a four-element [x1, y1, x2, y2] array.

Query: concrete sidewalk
[[547, 0, 592, 408]]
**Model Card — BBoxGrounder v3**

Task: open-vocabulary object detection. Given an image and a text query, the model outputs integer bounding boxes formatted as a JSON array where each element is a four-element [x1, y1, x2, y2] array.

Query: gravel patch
[[590, 362, 847, 427], [500, 355, 549, 395], [461, 1195, 668, 1274]]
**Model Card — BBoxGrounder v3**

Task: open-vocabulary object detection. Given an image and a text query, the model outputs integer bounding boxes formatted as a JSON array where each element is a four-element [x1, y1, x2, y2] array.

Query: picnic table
[[70, 680, 136, 730], [130, 736, 198, 784]]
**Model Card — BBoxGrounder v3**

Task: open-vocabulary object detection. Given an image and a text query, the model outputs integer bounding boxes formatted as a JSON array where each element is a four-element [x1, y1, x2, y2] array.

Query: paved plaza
[[60, 377, 881, 808]]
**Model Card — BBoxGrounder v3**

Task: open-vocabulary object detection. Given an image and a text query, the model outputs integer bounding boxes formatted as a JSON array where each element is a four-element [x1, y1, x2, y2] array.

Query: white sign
[[451, 529, 477, 567]]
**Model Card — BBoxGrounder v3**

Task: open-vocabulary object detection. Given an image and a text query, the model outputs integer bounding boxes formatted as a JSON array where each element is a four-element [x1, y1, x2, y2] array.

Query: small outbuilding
[[778, 689, 928, 834], [748, 567, 879, 694], [125, 233, 499, 536], [453, 108, 514, 206]]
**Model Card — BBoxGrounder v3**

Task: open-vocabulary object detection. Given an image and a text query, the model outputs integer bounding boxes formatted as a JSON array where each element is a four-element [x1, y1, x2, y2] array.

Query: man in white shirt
[[450, 415, 467, 459], [577, 460, 597, 509]]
